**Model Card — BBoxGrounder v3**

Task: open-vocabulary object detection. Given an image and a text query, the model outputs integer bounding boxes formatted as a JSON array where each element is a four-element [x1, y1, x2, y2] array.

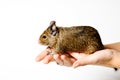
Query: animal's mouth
[[38, 40, 40, 44], [38, 40, 43, 45], [38, 40, 49, 46]]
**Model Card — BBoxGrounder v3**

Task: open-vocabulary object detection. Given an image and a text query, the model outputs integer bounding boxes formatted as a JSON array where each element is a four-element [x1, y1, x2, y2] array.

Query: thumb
[[72, 54, 97, 68], [72, 58, 89, 68], [69, 52, 88, 59]]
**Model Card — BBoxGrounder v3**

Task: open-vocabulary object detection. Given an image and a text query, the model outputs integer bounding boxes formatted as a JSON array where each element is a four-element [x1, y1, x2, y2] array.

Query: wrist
[[107, 50, 120, 68], [111, 50, 120, 68]]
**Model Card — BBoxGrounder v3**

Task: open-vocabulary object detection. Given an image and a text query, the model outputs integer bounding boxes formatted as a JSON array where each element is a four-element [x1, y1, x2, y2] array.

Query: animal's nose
[[38, 40, 41, 44]]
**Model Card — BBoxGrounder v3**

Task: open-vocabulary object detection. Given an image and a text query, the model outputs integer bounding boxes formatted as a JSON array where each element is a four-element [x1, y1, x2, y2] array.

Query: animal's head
[[39, 21, 58, 46]]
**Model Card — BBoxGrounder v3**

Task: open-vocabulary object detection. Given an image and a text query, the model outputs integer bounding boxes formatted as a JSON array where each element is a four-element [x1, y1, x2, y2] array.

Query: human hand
[[36, 48, 119, 68], [35, 48, 76, 67], [71, 49, 115, 68], [35, 48, 54, 64], [36, 42, 120, 69]]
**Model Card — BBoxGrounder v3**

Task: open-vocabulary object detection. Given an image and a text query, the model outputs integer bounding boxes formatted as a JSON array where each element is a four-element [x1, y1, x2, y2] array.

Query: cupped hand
[[35, 48, 76, 67], [36, 49, 115, 68], [70, 49, 114, 68]]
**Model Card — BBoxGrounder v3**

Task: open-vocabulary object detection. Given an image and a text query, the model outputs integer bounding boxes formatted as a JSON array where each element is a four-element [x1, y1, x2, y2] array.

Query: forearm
[[107, 50, 120, 68], [104, 42, 120, 51]]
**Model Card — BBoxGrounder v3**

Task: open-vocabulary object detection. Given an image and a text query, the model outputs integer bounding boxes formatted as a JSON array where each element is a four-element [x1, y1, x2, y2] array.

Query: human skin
[[36, 42, 120, 68]]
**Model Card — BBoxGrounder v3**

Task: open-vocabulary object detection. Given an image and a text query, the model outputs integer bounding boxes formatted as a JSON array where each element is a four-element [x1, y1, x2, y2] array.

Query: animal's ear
[[49, 21, 58, 36]]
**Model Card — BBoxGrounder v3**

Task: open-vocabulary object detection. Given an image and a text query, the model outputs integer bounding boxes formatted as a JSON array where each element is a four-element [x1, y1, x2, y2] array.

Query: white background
[[0, 0, 120, 80]]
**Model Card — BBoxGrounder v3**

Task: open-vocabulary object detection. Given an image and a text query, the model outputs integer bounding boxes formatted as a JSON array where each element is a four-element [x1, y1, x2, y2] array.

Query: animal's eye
[[42, 35, 47, 39]]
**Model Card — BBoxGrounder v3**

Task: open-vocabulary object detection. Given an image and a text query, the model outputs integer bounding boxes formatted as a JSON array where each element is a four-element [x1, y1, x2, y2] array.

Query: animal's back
[[56, 26, 104, 54]]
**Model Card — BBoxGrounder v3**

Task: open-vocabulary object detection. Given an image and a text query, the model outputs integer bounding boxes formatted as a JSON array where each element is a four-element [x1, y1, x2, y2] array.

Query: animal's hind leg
[[84, 46, 97, 54]]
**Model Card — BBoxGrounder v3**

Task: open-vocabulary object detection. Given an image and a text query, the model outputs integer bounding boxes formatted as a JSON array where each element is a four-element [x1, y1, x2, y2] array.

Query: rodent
[[38, 21, 117, 71], [39, 21, 104, 54]]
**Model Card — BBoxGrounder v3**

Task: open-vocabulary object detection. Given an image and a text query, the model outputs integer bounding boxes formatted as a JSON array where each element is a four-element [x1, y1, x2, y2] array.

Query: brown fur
[[39, 21, 104, 54]]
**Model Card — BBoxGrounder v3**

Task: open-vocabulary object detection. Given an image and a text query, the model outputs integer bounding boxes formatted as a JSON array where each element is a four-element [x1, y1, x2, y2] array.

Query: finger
[[70, 58, 76, 63], [61, 55, 74, 67], [53, 54, 64, 65], [35, 49, 52, 62], [69, 52, 88, 59], [72, 54, 98, 68], [73, 58, 87, 68], [43, 55, 53, 64]]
